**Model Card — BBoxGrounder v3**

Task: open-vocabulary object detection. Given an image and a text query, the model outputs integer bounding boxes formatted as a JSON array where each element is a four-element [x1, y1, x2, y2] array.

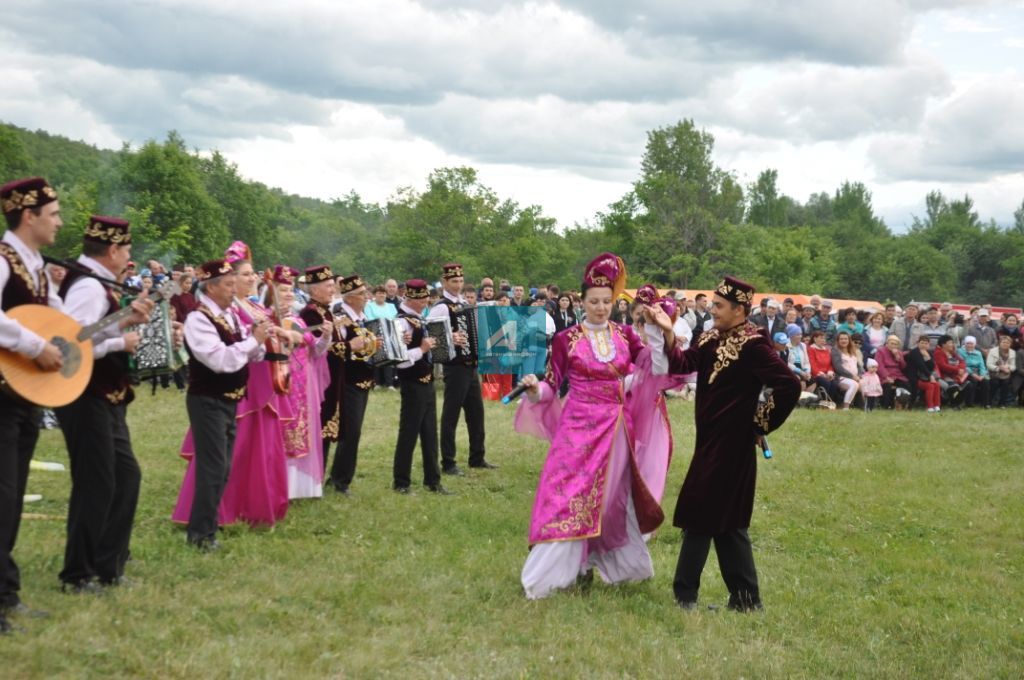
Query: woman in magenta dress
[[515, 255, 674, 599], [172, 242, 293, 528], [626, 286, 687, 520], [271, 265, 330, 499]]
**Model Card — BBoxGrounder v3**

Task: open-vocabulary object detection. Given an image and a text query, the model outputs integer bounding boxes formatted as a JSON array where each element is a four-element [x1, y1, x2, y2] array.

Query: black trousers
[[55, 395, 141, 584], [440, 364, 486, 469], [965, 378, 990, 407], [673, 529, 760, 607], [186, 395, 237, 543], [393, 380, 441, 489], [881, 379, 910, 409], [330, 385, 369, 489], [0, 394, 39, 608]]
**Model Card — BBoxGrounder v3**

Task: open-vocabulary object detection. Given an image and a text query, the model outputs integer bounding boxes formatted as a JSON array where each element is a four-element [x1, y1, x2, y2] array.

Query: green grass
[[6, 388, 1024, 678]]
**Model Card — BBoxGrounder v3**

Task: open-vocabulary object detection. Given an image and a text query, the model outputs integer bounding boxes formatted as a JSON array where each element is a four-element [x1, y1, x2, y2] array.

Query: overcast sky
[[2, 1, 1022, 230]]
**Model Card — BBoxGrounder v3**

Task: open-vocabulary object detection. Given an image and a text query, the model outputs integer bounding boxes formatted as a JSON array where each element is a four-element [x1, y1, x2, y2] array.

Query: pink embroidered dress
[[282, 314, 328, 498], [172, 300, 293, 527], [515, 320, 669, 599]]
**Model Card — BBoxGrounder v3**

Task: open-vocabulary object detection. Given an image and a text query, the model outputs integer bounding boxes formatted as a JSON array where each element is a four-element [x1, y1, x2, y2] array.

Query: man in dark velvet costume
[[649, 276, 800, 611]]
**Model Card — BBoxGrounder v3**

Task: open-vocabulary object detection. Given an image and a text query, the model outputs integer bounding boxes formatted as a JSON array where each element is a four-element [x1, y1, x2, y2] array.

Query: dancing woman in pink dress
[[515, 255, 675, 599], [270, 265, 330, 499], [172, 242, 293, 528]]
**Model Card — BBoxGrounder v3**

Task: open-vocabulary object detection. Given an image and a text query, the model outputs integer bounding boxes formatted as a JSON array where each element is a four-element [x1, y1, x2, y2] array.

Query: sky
[[1, 1, 1022, 231]]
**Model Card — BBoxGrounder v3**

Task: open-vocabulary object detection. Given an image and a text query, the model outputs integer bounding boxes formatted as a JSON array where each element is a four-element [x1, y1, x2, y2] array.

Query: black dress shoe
[[469, 460, 499, 470], [393, 486, 410, 495], [329, 481, 351, 496], [427, 484, 453, 495], [61, 580, 105, 595], [442, 466, 465, 477], [677, 600, 698, 611], [187, 537, 222, 553], [4, 602, 49, 619]]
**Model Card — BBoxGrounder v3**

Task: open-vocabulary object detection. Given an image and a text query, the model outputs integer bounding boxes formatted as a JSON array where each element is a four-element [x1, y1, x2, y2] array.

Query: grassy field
[[4, 386, 1024, 678]]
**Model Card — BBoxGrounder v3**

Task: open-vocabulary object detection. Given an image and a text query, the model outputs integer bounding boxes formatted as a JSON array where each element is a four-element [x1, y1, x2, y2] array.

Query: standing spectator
[[479, 278, 495, 302], [997, 313, 1022, 351], [808, 294, 822, 310], [860, 359, 883, 411], [987, 335, 1017, 407], [968, 309, 998, 355], [786, 325, 810, 390], [946, 313, 968, 347], [831, 332, 861, 410], [905, 336, 943, 412], [511, 285, 527, 307], [684, 293, 713, 334], [552, 293, 577, 333], [799, 304, 816, 337], [862, 312, 888, 359], [757, 299, 786, 339], [366, 284, 399, 389], [836, 308, 864, 337], [463, 285, 477, 305], [610, 298, 630, 325], [810, 300, 837, 343], [884, 303, 898, 327], [782, 297, 795, 317], [934, 335, 972, 408], [958, 336, 990, 407], [783, 308, 799, 327], [384, 279, 401, 311], [920, 308, 948, 349], [890, 302, 925, 350]]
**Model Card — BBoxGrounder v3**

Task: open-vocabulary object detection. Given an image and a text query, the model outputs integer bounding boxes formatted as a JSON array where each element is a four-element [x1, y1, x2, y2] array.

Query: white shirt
[[0, 230, 63, 358], [427, 290, 464, 322], [62, 255, 126, 359], [395, 302, 425, 368], [673, 316, 693, 350], [184, 293, 263, 373]]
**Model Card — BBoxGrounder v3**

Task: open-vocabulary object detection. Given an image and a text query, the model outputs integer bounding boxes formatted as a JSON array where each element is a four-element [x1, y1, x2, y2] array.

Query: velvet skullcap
[[84, 215, 131, 245], [405, 279, 429, 299], [715, 275, 755, 306], [1, 177, 58, 216], [442, 263, 464, 280], [338, 274, 365, 295], [196, 259, 233, 282], [304, 265, 334, 284]]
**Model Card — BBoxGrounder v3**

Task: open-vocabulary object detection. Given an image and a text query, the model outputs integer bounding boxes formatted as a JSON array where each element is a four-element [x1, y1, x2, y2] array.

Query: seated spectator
[[860, 358, 883, 411], [905, 336, 943, 412], [875, 334, 911, 409], [850, 333, 867, 373], [786, 324, 811, 390], [783, 308, 799, 327], [831, 331, 861, 410], [935, 334, 972, 408], [862, 312, 888, 359], [997, 313, 1022, 351], [836, 308, 865, 337], [968, 308, 998, 356], [810, 300, 837, 343], [987, 334, 1017, 407], [808, 330, 839, 402], [958, 336, 990, 407], [773, 332, 790, 364]]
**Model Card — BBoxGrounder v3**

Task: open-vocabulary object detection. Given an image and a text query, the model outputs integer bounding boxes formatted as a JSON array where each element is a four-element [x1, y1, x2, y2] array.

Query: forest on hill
[[2, 120, 1022, 304]]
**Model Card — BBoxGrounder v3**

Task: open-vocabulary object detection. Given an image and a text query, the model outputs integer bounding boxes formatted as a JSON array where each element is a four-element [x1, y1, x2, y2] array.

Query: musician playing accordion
[[427, 263, 497, 475]]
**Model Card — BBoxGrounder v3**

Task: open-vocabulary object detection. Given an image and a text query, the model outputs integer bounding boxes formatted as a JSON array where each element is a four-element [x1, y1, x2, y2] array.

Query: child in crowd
[[860, 358, 883, 411]]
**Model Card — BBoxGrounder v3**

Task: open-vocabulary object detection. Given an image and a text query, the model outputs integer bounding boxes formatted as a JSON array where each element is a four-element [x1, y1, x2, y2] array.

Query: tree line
[[2, 120, 1022, 304]]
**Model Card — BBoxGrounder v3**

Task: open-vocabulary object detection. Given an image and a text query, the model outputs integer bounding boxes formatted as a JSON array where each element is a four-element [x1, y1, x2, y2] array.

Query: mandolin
[[0, 289, 163, 407]]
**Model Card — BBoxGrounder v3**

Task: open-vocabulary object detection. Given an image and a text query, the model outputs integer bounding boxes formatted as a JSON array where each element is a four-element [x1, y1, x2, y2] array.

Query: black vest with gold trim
[[0, 241, 48, 310], [396, 312, 433, 384], [185, 305, 249, 402]]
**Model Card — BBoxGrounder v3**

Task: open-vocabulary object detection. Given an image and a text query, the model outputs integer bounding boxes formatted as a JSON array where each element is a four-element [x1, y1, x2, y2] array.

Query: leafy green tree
[[746, 169, 788, 228], [0, 126, 31, 180]]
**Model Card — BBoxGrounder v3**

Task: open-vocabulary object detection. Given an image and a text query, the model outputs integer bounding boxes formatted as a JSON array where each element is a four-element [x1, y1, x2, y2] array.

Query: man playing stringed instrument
[[0, 177, 64, 633], [54, 216, 154, 593]]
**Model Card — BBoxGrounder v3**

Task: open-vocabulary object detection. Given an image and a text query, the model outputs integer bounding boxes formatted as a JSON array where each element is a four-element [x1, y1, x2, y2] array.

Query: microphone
[[501, 382, 531, 405], [759, 436, 773, 460]]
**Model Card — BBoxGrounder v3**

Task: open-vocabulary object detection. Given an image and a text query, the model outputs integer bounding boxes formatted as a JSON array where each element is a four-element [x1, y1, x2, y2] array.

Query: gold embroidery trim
[[355, 379, 374, 390], [716, 281, 753, 304], [2, 186, 56, 213], [754, 393, 775, 432], [105, 387, 129, 404], [541, 470, 605, 535], [224, 386, 247, 401], [0, 243, 42, 297], [84, 222, 131, 244], [322, 402, 341, 440], [418, 374, 433, 384], [708, 324, 757, 385]]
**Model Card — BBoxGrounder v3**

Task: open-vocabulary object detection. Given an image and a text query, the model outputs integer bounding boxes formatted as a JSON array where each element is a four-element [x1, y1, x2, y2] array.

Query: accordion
[[425, 317, 456, 363], [127, 298, 186, 378], [450, 305, 479, 362], [364, 318, 408, 366]]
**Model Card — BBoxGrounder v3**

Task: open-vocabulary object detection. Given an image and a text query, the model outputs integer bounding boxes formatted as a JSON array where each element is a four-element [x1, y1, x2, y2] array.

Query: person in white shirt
[[391, 279, 450, 495], [53, 216, 153, 593], [182, 259, 269, 551], [0, 177, 64, 630]]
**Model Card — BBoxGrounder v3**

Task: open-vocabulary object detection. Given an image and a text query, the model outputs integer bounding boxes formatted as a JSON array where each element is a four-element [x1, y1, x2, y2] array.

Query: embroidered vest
[[339, 310, 375, 391], [58, 268, 133, 405], [185, 305, 249, 401], [0, 241, 48, 310], [396, 312, 433, 384]]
